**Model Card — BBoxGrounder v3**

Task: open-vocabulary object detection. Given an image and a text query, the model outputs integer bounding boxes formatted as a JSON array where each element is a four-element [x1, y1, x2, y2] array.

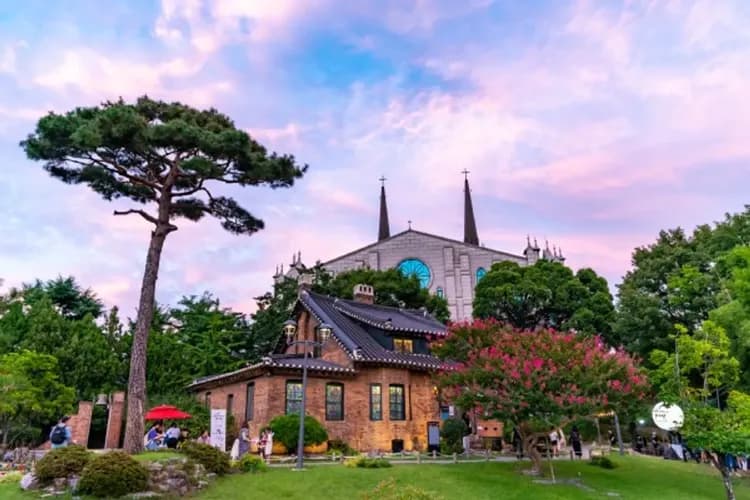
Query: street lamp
[[283, 319, 333, 470]]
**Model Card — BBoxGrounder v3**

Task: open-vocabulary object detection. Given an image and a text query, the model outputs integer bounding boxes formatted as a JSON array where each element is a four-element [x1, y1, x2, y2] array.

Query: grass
[[130, 450, 182, 462], [200, 456, 750, 500], [1, 455, 748, 499]]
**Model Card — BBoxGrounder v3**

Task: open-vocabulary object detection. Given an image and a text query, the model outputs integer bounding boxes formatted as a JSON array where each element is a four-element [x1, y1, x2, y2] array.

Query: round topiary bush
[[440, 417, 467, 455], [179, 441, 231, 475], [77, 451, 149, 498], [35, 445, 92, 483], [268, 414, 328, 453]]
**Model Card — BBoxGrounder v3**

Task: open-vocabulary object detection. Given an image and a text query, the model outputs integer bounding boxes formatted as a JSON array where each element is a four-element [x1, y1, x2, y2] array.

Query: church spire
[[462, 170, 479, 245], [378, 176, 390, 241]]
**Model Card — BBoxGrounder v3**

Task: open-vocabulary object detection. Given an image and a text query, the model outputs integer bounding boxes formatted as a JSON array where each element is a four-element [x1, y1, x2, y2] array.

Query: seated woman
[[145, 423, 164, 451]]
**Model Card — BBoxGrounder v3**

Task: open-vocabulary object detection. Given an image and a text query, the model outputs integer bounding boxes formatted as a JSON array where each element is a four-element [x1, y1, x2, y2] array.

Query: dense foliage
[[473, 260, 614, 337], [440, 418, 468, 454], [235, 454, 268, 473], [434, 320, 649, 471], [78, 451, 149, 498], [268, 414, 328, 452], [179, 441, 231, 475], [0, 350, 75, 446], [614, 207, 750, 358], [21, 96, 307, 452], [34, 445, 92, 483]]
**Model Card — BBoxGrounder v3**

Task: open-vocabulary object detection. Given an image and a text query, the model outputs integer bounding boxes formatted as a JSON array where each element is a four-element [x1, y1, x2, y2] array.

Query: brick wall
[[69, 401, 93, 447], [195, 366, 439, 453], [104, 392, 125, 449]]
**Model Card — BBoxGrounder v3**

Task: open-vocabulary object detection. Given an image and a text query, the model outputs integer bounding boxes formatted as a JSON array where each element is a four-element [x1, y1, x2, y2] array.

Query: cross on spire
[[379, 175, 387, 186], [378, 176, 390, 241], [461, 169, 470, 180]]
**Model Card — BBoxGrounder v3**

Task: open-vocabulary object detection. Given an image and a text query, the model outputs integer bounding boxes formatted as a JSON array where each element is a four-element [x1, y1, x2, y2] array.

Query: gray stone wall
[[324, 230, 528, 321]]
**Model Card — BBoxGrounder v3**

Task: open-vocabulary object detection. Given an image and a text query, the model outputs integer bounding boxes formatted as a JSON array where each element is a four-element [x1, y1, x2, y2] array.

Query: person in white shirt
[[165, 423, 181, 449]]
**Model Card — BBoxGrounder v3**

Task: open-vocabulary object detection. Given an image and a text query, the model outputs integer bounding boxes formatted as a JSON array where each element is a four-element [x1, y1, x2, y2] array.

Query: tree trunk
[[122, 223, 171, 454], [524, 433, 545, 475], [710, 454, 736, 500]]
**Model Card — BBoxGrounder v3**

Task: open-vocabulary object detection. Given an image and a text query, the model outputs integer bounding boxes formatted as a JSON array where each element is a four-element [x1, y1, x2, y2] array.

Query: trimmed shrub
[[180, 441, 231, 475], [344, 456, 392, 468], [0, 471, 23, 484], [589, 456, 617, 469], [268, 414, 328, 453], [440, 418, 467, 455], [78, 452, 149, 498], [35, 445, 92, 483], [235, 454, 267, 474], [362, 478, 442, 500]]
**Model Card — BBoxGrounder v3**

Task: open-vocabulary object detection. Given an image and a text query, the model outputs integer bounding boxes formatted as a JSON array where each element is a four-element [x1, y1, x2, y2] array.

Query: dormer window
[[393, 338, 413, 353]]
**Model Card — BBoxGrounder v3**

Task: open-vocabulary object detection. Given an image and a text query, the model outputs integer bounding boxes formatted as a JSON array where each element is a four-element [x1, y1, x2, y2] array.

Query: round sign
[[651, 402, 684, 431]]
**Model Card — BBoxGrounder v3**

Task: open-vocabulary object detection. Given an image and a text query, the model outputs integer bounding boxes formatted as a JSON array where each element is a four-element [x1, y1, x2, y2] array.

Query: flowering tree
[[433, 320, 650, 472]]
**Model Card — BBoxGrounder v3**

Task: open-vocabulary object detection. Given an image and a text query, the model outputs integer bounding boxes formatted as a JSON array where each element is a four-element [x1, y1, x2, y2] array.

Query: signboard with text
[[210, 409, 227, 452], [651, 402, 683, 431]]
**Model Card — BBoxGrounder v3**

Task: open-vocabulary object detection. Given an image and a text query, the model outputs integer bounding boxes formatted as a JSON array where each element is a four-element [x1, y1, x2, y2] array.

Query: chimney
[[353, 284, 374, 304]]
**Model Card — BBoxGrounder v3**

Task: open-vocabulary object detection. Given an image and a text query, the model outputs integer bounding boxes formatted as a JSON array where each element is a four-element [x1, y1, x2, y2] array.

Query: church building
[[276, 175, 565, 320]]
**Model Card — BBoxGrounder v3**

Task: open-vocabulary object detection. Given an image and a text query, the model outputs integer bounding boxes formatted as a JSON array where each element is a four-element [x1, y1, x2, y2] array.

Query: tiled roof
[[299, 291, 446, 370], [187, 354, 355, 390], [332, 297, 447, 335]]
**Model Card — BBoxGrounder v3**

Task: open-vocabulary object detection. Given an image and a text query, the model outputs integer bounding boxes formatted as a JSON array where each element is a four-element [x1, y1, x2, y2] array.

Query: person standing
[[238, 423, 250, 458], [49, 416, 72, 449], [264, 429, 274, 463], [570, 426, 582, 459], [549, 428, 559, 457]]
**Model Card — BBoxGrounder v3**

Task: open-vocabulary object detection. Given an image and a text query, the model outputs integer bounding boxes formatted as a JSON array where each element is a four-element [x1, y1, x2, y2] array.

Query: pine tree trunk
[[122, 223, 171, 454]]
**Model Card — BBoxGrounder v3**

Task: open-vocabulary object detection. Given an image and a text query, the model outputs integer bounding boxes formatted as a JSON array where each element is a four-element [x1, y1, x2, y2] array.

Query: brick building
[[188, 285, 449, 452]]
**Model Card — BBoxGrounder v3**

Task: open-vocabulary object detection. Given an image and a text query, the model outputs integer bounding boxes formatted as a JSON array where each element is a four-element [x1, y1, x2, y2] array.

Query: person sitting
[[197, 430, 210, 445], [145, 423, 164, 450], [164, 423, 181, 449]]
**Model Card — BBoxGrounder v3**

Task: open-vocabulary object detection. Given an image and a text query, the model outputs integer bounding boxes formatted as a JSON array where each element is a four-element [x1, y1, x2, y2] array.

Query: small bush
[[589, 456, 617, 469], [78, 452, 149, 498], [235, 454, 267, 474], [362, 478, 442, 500], [344, 456, 392, 468], [180, 441, 231, 475], [0, 471, 23, 484], [268, 414, 328, 452], [35, 445, 92, 483], [328, 439, 357, 456], [440, 418, 467, 455]]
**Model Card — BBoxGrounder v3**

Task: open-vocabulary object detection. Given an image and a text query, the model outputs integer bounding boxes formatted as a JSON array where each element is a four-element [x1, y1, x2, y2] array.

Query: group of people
[[512, 426, 583, 458], [232, 423, 274, 461], [144, 423, 210, 450]]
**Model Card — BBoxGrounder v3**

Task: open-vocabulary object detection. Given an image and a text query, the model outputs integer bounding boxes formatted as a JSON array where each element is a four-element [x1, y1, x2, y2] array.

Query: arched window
[[326, 383, 344, 421], [476, 267, 487, 282], [436, 287, 444, 298], [397, 258, 431, 288]]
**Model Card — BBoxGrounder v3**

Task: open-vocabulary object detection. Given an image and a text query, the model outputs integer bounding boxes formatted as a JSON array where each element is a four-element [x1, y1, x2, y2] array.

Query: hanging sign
[[210, 409, 227, 452], [651, 402, 683, 431]]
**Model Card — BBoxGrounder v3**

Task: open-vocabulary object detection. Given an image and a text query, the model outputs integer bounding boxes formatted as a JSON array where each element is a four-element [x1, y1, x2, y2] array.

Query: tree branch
[[113, 209, 158, 225]]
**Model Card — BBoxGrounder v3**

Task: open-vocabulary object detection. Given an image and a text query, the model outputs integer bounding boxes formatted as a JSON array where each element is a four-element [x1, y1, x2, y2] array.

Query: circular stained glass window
[[476, 267, 487, 282], [397, 258, 431, 288]]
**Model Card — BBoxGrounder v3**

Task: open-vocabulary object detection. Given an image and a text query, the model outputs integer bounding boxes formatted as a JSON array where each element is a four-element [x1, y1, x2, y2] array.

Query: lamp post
[[283, 319, 333, 471]]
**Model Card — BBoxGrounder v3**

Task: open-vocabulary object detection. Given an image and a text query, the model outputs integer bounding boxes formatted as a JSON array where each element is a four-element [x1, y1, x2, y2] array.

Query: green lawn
[[1, 455, 748, 499]]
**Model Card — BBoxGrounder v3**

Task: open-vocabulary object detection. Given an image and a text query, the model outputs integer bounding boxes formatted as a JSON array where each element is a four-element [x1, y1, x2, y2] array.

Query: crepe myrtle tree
[[21, 96, 307, 453], [433, 320, 650, 473]]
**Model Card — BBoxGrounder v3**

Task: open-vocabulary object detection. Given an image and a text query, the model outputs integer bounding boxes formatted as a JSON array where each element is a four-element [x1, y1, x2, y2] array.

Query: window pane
[[370, 384, 382, 421], [245, 383, 255, 421], [389, 385, 405, 420], [394, 339, 413, 353], [286, 381, 303, 415], [326, 383, 344, 421], [227, 394, 234, 417]]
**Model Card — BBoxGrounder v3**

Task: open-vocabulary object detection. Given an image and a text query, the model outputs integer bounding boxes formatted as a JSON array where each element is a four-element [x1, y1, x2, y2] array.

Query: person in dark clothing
[[570, 426, 582, 458], [512, 427, 523, 459]]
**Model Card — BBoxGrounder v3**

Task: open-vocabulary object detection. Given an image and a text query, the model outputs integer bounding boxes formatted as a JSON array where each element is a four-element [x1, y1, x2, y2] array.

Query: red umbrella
[[144, 404, 192, 420]]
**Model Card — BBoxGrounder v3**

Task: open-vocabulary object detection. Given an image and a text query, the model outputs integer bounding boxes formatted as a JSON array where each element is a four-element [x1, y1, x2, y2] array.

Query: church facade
[[276, 176, 565, 320]]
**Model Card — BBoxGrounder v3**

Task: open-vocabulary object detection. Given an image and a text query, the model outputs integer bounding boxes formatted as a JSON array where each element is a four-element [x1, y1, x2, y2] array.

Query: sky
[[0, 0, 748, 318]]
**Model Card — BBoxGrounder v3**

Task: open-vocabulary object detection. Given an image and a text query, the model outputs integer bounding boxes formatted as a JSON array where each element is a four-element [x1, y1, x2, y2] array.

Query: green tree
[[472, 260, 614, 337], [682, 391, 750, 500], [248, 277, 300, 363], [614, 208, 750, 357], [0, 350, 75, 446], [314, 267, 449, 323], [21, 96, 307, 452], [649, 323, 739, 403], [18, 276, 104, 320]]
